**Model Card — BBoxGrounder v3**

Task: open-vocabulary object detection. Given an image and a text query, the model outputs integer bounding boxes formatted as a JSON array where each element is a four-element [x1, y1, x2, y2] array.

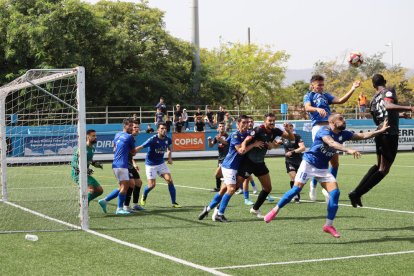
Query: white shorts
[[294, 160, 336, 184], [145, 163, 171, 180], [113, 168, 130, 182], [221, 167, 237, 185]]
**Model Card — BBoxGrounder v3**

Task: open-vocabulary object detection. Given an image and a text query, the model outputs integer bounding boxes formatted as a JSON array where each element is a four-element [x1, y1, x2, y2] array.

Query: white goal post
[[0, 67, 88, 232]]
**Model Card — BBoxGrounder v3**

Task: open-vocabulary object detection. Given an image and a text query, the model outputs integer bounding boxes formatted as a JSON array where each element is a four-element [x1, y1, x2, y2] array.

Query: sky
[[86, 0, 413, 70]]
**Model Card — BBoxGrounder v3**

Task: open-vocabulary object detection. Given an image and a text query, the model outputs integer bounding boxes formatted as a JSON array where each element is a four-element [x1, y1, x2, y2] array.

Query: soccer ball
[[348, 51, 363, 67]]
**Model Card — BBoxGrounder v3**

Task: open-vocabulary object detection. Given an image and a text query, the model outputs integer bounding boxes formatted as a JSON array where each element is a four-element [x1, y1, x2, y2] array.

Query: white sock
[[325, 219, 334, 226]]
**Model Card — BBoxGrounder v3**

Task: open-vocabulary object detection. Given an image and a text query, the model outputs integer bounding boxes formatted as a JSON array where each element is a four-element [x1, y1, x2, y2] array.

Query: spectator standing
[[358, 92, 368, 119], [175, 117, 184, 133], [206, 106, 216, 128], [217, 106, 226, 123], [173, 104, 183, 122], [181, 108, 189, 131], [224, 112, 234, 132], [155, 96, 167, 115]]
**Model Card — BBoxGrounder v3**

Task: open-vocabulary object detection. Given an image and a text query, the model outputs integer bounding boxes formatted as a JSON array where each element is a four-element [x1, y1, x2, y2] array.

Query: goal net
[[0, 67, 88, 234]]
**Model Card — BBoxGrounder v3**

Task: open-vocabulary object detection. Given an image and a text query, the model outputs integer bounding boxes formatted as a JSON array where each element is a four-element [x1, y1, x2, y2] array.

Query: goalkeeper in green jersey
[[71, 129, 104, 204]]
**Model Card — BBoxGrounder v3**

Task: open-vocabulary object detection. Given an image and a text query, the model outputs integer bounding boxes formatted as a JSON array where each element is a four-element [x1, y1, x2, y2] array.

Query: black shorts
[[375, 134, 398, 163], [285, 161, 300, 173], [128, 168, 140, 180], [237, 157, 269, 179]]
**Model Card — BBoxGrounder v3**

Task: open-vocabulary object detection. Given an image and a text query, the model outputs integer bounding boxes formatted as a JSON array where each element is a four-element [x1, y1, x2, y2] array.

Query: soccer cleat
[[140, 195, 146, 207], [214, 214, 229, 222], [323, 225, 341, 238], [322, 188, 330, 204], [309, 185, 317, 201], [132, 205, 145, 211], [244, 199, 254, 206], [172, 202, 182, 208], [211, 188, 220, 192], [115, 208, 131, 215], [348, 191, 363, 208], [123, 206, 133, 212], [211, 207, 218, 221], [292, 195, 300, 203], [198, 206, 209, 220], [250, 208, 264, 218], [264, 209, 277, 223], [266, 195, 275, 202], [98, 199, 107, 214], [235, 188, 243, 195]]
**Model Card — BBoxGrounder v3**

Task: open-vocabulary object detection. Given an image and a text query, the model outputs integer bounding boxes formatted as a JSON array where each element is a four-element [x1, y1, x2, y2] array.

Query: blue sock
[[168, 183, 176, 203], [277, 186, 302, 208], [330, 167, 338, 179], [143, 185, 153, 200], [250, 180, 256, 187], [218, 193, 232, 215], [105, 188, 119, 202], [327, 189, 340, 220], [311, 177, 317, 188], [209, 193, 222, 209], [118, 193, 126, 209], [243, 190, 249, 199]]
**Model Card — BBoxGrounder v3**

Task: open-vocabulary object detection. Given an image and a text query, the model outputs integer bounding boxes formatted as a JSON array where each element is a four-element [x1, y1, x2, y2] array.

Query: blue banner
[[24, 136, 77, 156]]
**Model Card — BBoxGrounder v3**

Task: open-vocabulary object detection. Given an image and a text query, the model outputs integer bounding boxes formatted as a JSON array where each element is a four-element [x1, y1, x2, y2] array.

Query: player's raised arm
[[331, 81, 360, 104], [351, 120, 390, 140]]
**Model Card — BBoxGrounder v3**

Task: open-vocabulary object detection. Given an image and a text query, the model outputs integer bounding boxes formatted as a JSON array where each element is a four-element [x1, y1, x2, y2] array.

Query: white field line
[[8, 182, 414, 215], [157, 183, 414, 215], [2, 200, 228, 276], [212, 250, 414, 270], [340, 163, 414, 168]]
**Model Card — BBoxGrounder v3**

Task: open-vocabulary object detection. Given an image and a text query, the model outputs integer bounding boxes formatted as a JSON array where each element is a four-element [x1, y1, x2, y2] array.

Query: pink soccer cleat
[[264, 209, 277, 223], [323, 225, 341, 238]]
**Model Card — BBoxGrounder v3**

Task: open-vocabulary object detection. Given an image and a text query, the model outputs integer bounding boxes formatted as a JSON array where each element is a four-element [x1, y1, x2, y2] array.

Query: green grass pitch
[[1, 153, 413, 275]]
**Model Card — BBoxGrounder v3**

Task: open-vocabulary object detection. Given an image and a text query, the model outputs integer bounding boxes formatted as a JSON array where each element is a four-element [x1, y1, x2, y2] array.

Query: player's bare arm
[[332, 81, 360, 104], [351, 120, 390, 140], [322, 135, 361, 159], [304, 102, 327, 117]]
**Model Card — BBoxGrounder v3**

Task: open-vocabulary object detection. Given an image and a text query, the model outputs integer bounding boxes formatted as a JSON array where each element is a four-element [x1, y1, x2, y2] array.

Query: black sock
[[253, 190, 269, 211], [353, 165, 378, 195], [125, 187, 133, 206], [359, 171, 386, 196], [216, 177, 221, 189], [133, 186, 141, 204], [290, 181, 294, 188]]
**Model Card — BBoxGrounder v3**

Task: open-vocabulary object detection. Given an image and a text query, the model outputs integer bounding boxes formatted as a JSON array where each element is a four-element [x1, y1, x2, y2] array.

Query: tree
[[201, 42, 289, 109]]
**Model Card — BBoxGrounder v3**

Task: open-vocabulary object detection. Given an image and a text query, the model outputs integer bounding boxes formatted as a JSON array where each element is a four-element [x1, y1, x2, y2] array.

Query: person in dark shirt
[[274, 123, 306, 203], [175, 117, 184, 133], [217, 106, 226, 123], [349, 74, 414, 208], [165, 116, 173, 133], [238, 113, 294, 218], [194, 116, 205, 132], [193, 106, 203, 122], [206, 106, 216, 128], [207, 122, 229, 191], [173, 104, 182, 122], [155, 96, 167, 115]]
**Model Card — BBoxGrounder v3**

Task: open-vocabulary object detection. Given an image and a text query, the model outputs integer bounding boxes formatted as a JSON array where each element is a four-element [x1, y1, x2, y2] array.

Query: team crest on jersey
[[339, 136, 343, 141], [233, 135, 238, 138], [165, 140, 168, 144], [250, 131, 255, 136], [385, 91, 393, 97]]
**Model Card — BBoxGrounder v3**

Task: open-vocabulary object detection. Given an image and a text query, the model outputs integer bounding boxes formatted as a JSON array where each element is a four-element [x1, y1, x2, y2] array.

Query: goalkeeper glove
[[91, 161, 103, 169]]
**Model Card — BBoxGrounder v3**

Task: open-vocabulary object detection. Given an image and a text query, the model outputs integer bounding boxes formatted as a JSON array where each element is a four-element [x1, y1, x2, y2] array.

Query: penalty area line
[[3, 201, 228, 276], [212, 250, 414, 270]]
